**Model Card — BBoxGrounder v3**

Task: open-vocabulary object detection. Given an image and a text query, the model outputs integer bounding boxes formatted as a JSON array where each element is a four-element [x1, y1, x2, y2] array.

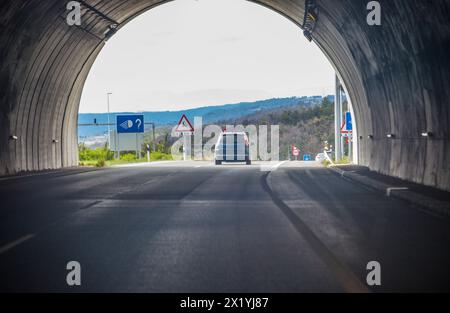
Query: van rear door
[[222, 133, 246, 161]]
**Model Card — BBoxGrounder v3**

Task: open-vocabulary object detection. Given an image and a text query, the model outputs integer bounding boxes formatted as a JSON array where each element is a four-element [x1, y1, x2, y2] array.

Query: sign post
[[117, 132, 120, 159], [345, 111, 353, 160], [345, 111, 352, 132], [175, 115, 194, 161], [116, 114, 145, 160], [146, 144, 151, 163], [183, 136, 187, 161], [117, 114, 144, 134], [292, 145, 300, 160], [341, 112, 353, 159]]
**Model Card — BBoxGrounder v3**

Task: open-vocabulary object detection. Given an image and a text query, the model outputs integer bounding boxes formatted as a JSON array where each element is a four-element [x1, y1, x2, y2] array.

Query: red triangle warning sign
[[175, 114, 194, 133]]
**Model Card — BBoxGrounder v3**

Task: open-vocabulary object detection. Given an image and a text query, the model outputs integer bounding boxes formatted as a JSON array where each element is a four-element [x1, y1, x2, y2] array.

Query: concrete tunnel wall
[[0, 0, 449, 190]]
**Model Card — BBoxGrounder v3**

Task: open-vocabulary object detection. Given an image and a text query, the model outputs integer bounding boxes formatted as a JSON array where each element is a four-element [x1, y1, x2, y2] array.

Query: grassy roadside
[[79, 158, 147, 167], [79, 151, 173, 168], [321, 155, 351, 167]]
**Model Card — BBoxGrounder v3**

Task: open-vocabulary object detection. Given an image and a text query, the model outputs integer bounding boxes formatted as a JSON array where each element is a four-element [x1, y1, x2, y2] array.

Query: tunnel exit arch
[[0, 0, 449, 191]]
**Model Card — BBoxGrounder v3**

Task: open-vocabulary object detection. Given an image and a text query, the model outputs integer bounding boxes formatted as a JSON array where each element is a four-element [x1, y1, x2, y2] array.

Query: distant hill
[[225, 96, 336, 160], [78, 96, 329, 138]]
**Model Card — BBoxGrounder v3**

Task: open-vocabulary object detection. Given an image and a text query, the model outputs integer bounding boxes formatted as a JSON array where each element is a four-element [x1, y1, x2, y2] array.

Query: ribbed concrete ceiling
[[0, 0, 449, 190]]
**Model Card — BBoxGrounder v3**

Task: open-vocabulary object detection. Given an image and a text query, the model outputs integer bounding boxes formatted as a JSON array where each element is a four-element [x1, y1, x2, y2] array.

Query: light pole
[[152, 123, 156, 153], [335, 75, 343, 161], [106, 92, 112, 150]]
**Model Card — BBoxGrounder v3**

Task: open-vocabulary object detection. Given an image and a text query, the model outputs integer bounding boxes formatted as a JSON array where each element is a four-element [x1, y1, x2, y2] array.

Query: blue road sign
[[117, 115, 144, 133], [345, 111, 353, 131], [303, 154, 312, 161]]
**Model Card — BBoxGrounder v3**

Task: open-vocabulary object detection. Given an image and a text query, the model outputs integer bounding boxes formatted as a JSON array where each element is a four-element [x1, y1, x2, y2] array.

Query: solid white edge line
[[260, 161, 287, 172], [0, 234, 36, 254]]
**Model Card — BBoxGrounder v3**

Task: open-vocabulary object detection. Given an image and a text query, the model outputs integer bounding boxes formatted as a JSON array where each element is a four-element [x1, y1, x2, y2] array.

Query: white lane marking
[[195, 163, 217, 168], [260, 161, 287, 172], [112, 161, 175, 168], [386, 187, 408, 197], [273, 161, 287, 170], [0, 234, 35, 254]]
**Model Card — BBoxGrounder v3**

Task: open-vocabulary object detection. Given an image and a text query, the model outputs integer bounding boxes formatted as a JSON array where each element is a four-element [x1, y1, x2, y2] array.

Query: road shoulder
[[328, 165, 450, 219]]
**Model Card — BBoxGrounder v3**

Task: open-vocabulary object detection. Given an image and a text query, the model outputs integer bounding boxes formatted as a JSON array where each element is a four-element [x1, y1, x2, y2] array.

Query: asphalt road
[[0, 161, 450, 292]]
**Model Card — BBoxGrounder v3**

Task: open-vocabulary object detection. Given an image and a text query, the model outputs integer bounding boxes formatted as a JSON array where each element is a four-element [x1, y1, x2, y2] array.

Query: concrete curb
[[328, 166, 450, 219], [0, 167, 100, 182]]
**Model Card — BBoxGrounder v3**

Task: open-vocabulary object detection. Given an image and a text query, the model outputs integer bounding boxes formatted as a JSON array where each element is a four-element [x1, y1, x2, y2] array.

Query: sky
[[79, 0, 335, 113]]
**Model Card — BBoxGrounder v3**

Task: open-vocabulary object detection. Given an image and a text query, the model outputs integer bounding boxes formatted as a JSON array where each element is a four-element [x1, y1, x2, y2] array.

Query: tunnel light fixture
[[9, 135, 18, 140], [421, 132, 433, 138], [302, 0, 318, 42], [387, 134, 395, 138], [75, 1, 119, 41], [367, 135, 374, 139], [303, 30, 313, 42], [104, 24, 118, 41], [52, 139, 59, 143]]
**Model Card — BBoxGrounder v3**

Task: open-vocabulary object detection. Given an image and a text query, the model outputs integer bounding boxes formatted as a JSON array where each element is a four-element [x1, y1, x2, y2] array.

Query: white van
[[214, 132, 251, 165]]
